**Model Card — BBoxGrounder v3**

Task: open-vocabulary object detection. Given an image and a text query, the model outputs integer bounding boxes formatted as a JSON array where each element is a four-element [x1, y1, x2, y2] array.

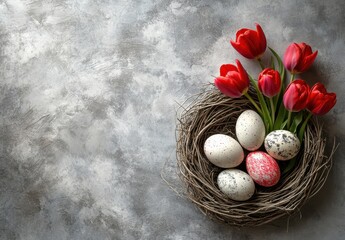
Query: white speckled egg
[[204, 134, 244, 168], [264, 130, 301, 161], [217, 169, 255, 201], [236, 110, 266, 151]]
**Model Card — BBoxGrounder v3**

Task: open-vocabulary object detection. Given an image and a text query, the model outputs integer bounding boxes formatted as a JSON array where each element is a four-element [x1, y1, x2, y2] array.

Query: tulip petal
[[235, 28, 250, 39], [214, 76, 242, 98], [325, 93, 337, 109], [283, 79, 309, 112], [301, 43, 312, 56], [242, 30, 260, 56], [283, 43, 302, 72], [311, 82, 326, 93], [220, 64, 237, 77], [230, 39, 255, 59], [258, 68, 281, 97], [307, 83, 336, 115], [297, 42, 307, 52], [235, 59, 249, 86], [311, 93, 336, 115], [255, 23, 267, 54], [231, 24, 266, 59], [300, 50, 318, 72]]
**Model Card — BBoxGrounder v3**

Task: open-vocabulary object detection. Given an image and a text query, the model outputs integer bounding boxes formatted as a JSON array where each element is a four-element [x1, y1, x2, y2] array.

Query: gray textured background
[[0, 0, 344, 239]]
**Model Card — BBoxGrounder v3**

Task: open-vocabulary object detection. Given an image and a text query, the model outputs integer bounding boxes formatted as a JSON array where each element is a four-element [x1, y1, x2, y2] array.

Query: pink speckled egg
[[246, 151, 280, 187]]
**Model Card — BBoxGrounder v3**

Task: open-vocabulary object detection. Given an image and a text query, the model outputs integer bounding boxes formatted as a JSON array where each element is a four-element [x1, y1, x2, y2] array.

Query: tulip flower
[[283, 79, 310, 129], [230, 23, 267, 60], [283, 42, 318, 74], [258, 68, 281, 98], [283, 79, 310, 112], [307, 83, 336, 115], [214, 59, 249, 98]]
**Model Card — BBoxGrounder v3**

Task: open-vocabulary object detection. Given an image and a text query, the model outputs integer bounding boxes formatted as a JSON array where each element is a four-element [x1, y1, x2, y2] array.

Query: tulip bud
[[258, 68, 281, 98], [283, 79, 310, 112], [214, 59, 249, 98], [307, 83, 336, 115], [230, 23, 267, 59], [283, 42, 318, 74]]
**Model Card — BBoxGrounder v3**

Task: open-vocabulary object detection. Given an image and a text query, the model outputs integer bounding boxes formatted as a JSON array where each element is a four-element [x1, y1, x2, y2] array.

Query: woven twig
[[175, 85, 336, 227]]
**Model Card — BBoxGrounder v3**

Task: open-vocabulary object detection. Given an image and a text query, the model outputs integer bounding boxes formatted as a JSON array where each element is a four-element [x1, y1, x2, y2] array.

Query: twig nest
[[176, 86, 335, 227]]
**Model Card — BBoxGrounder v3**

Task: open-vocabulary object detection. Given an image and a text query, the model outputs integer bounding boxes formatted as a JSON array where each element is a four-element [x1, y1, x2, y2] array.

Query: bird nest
[[175, 85, 335, 227]]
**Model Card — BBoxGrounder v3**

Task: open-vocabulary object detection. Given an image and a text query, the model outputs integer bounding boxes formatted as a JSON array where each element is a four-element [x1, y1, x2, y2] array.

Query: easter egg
[[204, 134, 244, 168], [246, 151, 281, 187], [236, 110, 265, 151], [264, 130, 301, 160], [217, 169, 255, 201]]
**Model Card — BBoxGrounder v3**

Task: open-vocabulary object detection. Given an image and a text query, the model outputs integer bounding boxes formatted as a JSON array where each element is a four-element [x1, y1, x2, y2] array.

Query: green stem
[[287, 111, 292, 129], [257, 58, 265, 70], [289, 74, 295, 83], [269, 97, 275, 123], [244, 93, 263, 116], [248, 74, 273, 132]]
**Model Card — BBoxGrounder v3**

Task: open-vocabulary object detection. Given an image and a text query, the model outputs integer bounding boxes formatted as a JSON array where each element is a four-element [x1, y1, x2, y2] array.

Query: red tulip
[[258, 68, 281, 98], [283, 79, 310, 112], [307, 83, 336, 115], [214, 59, 249, 98], [283, 42, 318, 74], [230, 23, 267, 59]]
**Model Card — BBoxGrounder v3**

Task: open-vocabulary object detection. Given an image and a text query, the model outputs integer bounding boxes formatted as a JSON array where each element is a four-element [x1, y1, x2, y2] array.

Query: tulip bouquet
[[215, 23, 336, 148], [174, 23, 337, 226]]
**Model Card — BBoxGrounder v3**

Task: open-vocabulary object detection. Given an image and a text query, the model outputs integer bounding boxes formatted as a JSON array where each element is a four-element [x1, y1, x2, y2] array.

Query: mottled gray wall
[[0, 0, 344, 239]]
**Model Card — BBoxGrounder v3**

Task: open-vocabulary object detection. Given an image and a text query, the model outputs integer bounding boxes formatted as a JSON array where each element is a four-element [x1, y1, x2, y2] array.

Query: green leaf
[[257, 93, 273, 132], [282, 157, 297, 175], [298, 112, 313, 142], [269, 47, 285, 81], [289, 111, 304, 133], [280, 119, 288, 130], [248, 74, 273, 132], [269, 47, 286, 108], [274, 100, 287, 130], [270, 55, 275, 69]]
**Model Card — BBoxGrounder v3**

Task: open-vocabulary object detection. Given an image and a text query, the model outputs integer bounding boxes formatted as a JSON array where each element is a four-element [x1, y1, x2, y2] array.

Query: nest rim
[[176, 85, 335, 227]]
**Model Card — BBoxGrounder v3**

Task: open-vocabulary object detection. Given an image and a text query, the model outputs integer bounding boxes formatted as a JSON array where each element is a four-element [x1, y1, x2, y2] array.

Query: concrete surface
[[0, 0, 344, 239]]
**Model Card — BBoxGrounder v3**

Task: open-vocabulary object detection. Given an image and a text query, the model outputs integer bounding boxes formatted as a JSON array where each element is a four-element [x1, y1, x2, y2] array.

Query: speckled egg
[[217, 169, 255, 201], [264, 130, 301, 161], [204, 134, 244, 168], [236, 110, 265, 151], [246, 151, 281, 187]]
